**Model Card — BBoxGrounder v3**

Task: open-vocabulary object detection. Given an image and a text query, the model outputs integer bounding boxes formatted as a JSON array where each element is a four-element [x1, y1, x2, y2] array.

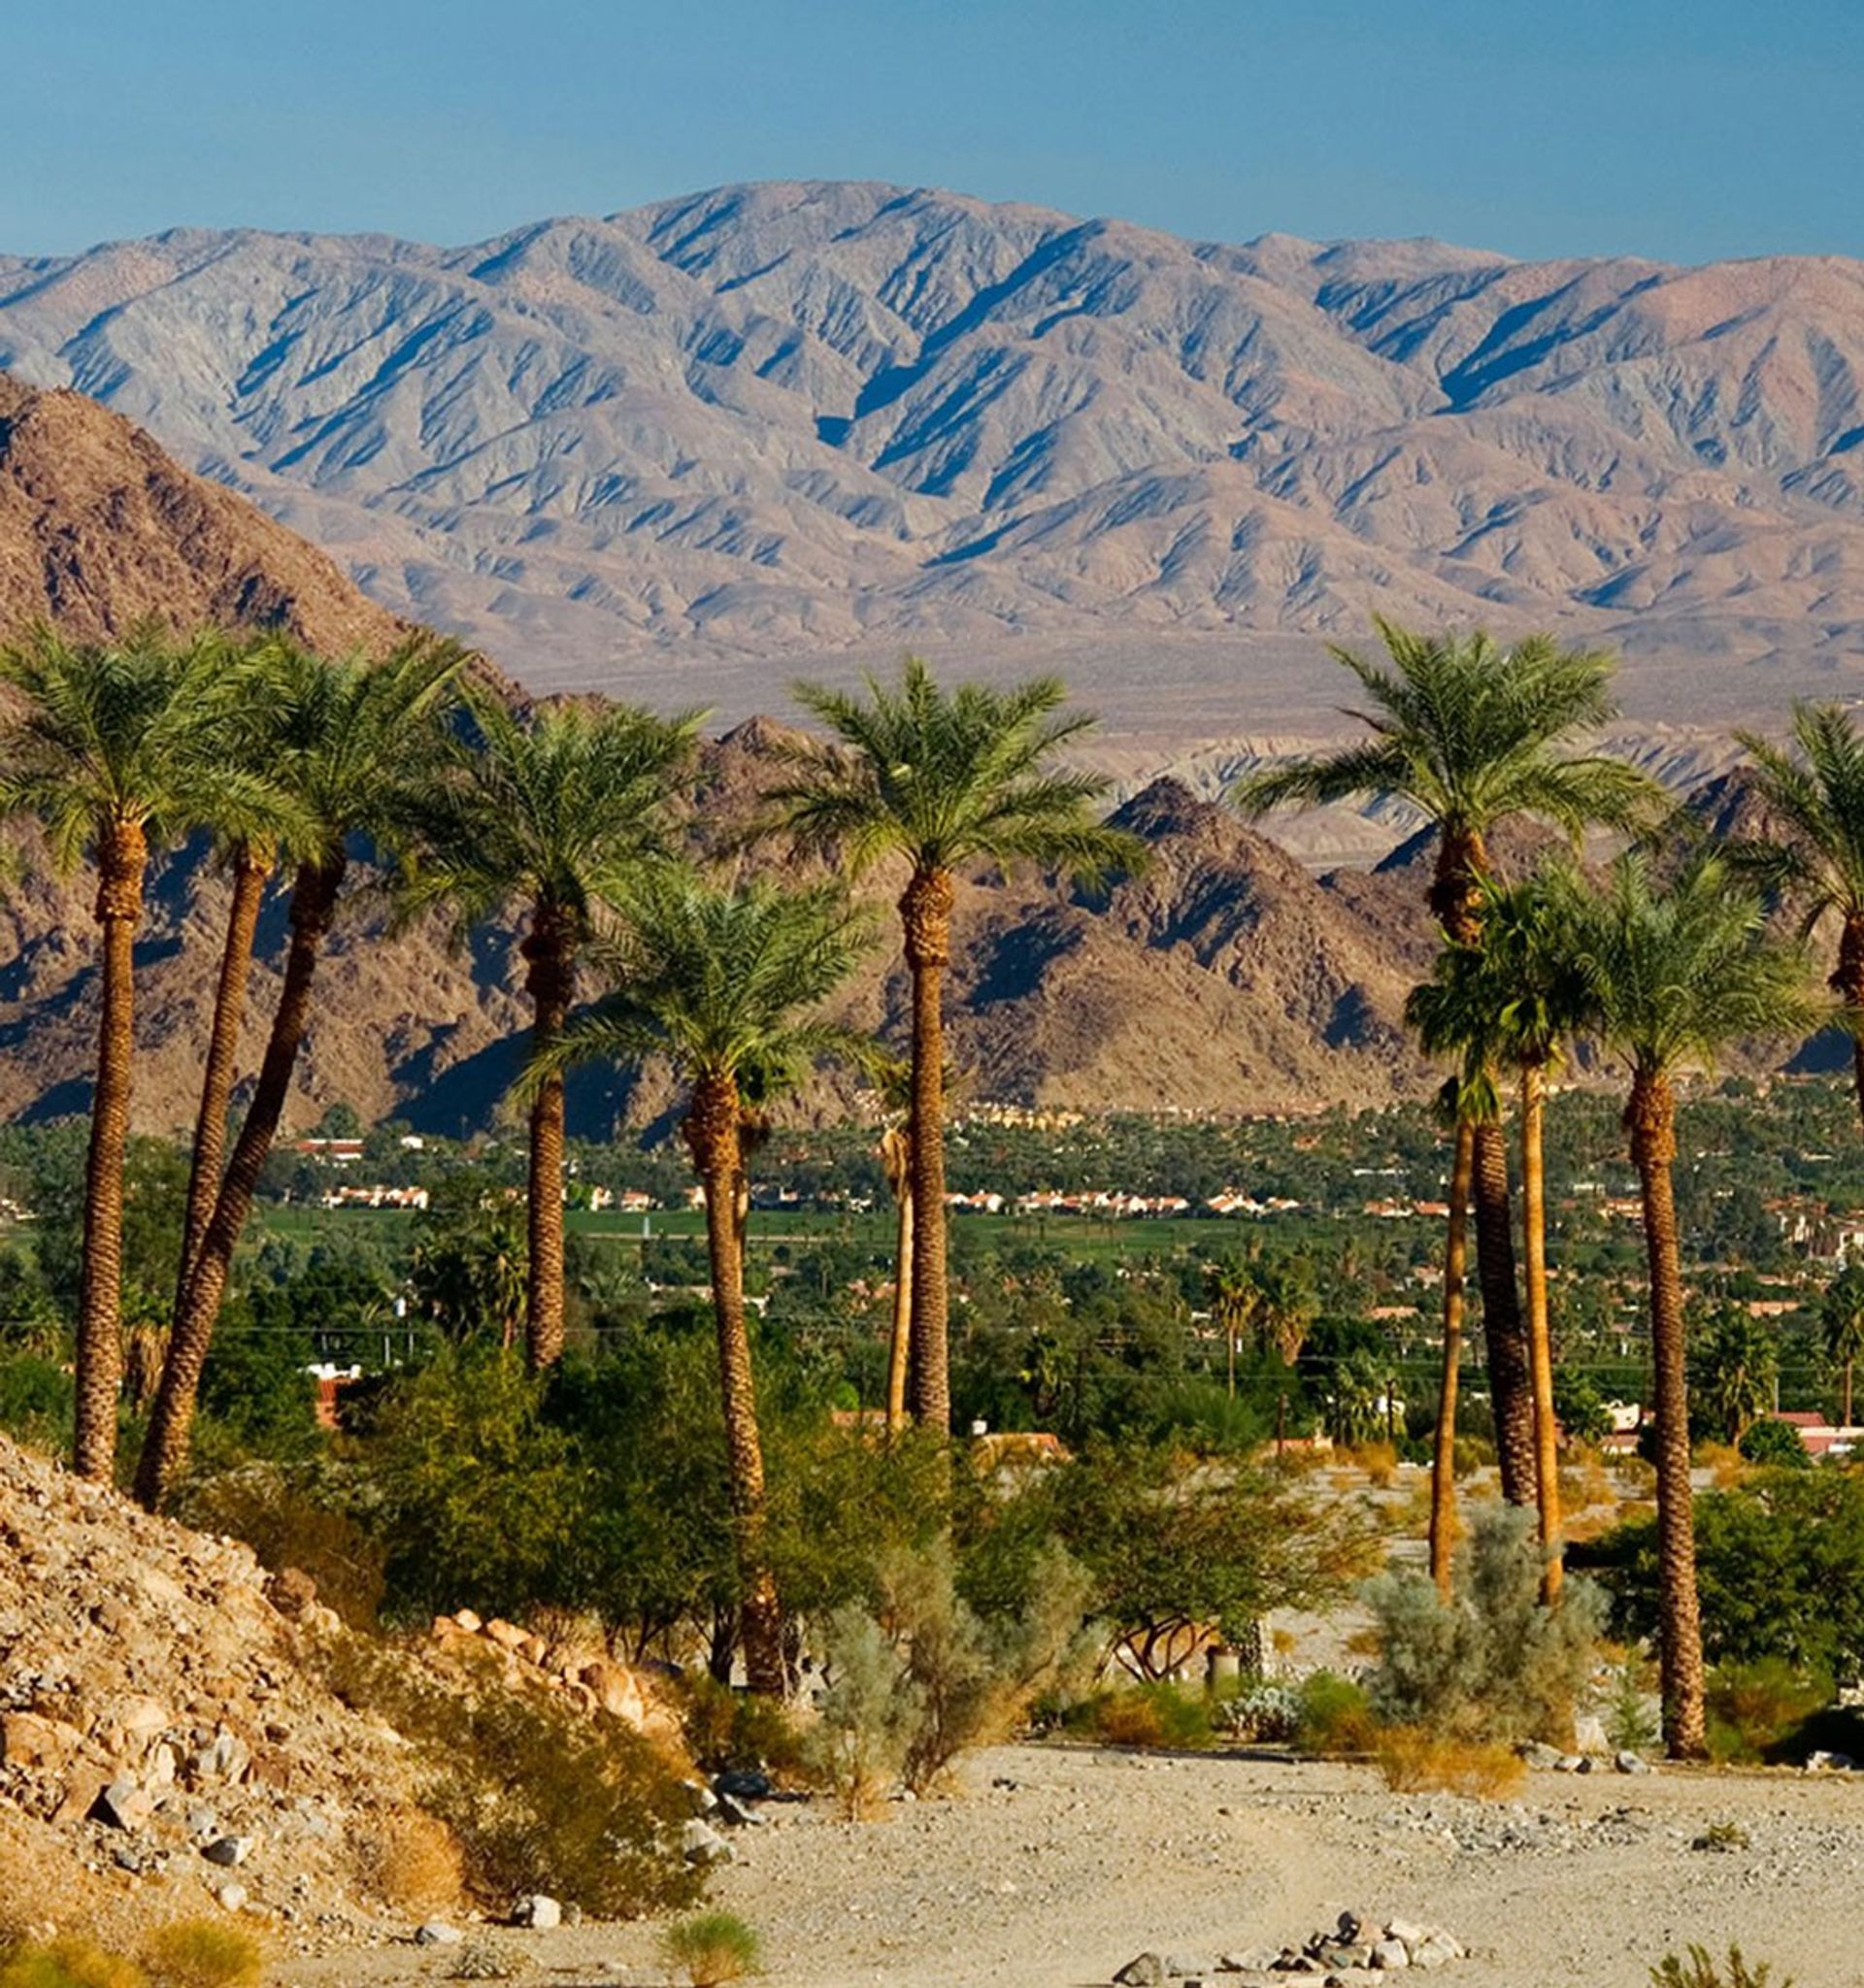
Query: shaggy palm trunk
[[75, 818, 148, 1481], [521, 900, 575, 1371], [1835, 914, 1864, 1140], [901, 868, 954, 1432], [1473, 1119, 1538, 1506], [1627, 1069, 1707, 1759], [1429, 1116, 1475, 1599], [685, 1072, 784, 1696], [1520, 1061, 1564, 1603], [882, 1127, 915, 1434], [135, 856, 344, 1510], [1433, 825, 1535, 1507], [176, 845, 268, 1301]]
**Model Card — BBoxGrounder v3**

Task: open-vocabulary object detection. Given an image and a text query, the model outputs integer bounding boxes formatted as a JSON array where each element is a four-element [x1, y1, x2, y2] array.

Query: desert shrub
[[807, 1604, 920, 1816], [317, 1639, 698, 1916], [1648, 1945, 1792, 1988], [0, 1940, 145, 1988], [1372, 1725, 1525, 1799], [139, 1922, 264, 1988], [673, 1673, 809, 1781], [1294, 1671, 1377, 1756], [1691, 1821, 1750, 1853], [1363, 1504, 1604, 1745], [1603, 1652, 1661, 1752], [661, 1913, 762, 1987], [179, 1469, 386, 1631], [1347, 1441, 1399, 1487], [810, 1541, 1091, 1803], [1213, 1677, 1303, 1743], [1704, 1658, 1829, 1764], [0, 1354, 74, 1452], [1737, 1419, 1810, 1470], [1081, 1680, 1214, 1751], [350, 1807, 463, 1911], [1449, 1436, 1494, 1480], [1594, 1468, 1864, 1678]]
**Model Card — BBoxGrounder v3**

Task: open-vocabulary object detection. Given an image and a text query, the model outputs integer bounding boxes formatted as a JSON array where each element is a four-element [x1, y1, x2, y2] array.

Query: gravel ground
[[280, 1741, 1864, 1988]]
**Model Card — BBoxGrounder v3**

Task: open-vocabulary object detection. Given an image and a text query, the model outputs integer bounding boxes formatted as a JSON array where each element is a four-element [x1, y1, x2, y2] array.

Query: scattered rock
[[92, 1775, 154, 1832], [1113, 1956, 1165, 1987], [1614, 1749, 1653, 1774], [416, 1920, 465, 1946], [682, 1819, 734, 1866], [512, 1894, 561, 1929], [216, 1881, 249, 1912]]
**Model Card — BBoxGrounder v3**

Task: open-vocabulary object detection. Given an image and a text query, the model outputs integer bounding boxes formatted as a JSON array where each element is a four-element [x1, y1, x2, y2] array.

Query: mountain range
[[3, 181, 1863, 738]]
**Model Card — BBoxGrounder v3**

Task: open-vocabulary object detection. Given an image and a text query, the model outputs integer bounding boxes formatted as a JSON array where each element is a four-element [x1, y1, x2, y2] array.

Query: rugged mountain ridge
[[3, 182, 1862, 728]]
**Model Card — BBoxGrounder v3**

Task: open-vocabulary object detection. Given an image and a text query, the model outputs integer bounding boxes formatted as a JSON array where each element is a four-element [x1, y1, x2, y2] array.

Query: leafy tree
[[1689, 1307, 1779, 1446], [0, 625, 297, 1478], [136, 637, 462, 1509], [763, 658, 1144, 1431], [1555, 849, 1823, 1756], [1236, 619, 1661, 1510], [1822, 1266, 1864, 1429], [399, 689, 695, 1369], [408, 1186, 528, 1347], [548, 866, 872, 1692]]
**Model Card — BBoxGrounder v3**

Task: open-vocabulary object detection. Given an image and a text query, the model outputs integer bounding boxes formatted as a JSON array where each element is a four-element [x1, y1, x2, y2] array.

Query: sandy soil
[[280, 1741, 1864, 1988]]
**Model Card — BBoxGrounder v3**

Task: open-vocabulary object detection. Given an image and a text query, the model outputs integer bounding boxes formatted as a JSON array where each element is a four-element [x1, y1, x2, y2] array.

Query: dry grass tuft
[[140, 1922, 265, 1988], [350, 1807, 464, 1911], [1373, 1725, 1526, 1799]]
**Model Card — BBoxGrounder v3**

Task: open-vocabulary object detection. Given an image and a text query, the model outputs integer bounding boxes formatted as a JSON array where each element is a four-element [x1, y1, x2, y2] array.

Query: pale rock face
[[4, 180, 1863, 728]]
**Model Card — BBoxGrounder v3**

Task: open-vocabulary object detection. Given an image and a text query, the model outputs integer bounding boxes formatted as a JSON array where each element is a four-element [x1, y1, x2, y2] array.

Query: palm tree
[[547, 867, 872, 1693], [1206, 1257, 1259, 1400], [762, 658, 1145, 1432], [1413, 877, 1589, 1599], [0, 626, 294, 1480], [398, 689, 697, 1368], [1236, 619, 1662, 1507], [1689, 1307, 1779, 1447], [1554, 850, 1822, 1756], [1731, 704, 1864, 1133], [1823, 1266, 1864, 1429], [134, 637, 463, 1508]]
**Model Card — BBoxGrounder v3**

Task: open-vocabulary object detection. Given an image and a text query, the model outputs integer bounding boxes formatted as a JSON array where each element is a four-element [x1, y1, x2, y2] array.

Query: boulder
[[202, 1835, 252, 1868], [1614, 1749, 1652, 1774], [681, 1819, 733, 1866], [92, 1775, 154, 1832], [0, 1710, 84, 1772], [416, 1921, 464, 1946], [513, 1894, 561, 1929], [1113, 1957, 1165, 1988]]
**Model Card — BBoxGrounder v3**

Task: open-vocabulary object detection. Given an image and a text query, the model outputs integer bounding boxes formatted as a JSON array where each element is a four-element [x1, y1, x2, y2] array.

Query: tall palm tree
[[1823, 1266, 1864, 1429], [546, 867, 872, 1693], [1731, 704, 1864, 1134], [1554, 850, 1822, 1756], [1414, 877, 1590, 1601], [762, 658, 1144, 1432], [398, 689, 697, 1369], [1206, 1257, 1259, 1400], [0, 626, 294, 1480], [1689, 1307, 1779, 1446], [134, 637, 463, 1508], [1236, 620, 1662, 1507]]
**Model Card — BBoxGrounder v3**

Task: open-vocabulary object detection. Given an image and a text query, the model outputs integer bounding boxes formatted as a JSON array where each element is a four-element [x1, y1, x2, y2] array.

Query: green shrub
[[178, 1469, 385, 1630], [1294, 1670, 1377, 1756], [140, 1922, 264, 1988], [1736, 1419, 1811, 1470], [0, 1354, 75, 1452], [1649, 1945, 1791, 1988], [674, 1673, 809, 1781], [1362, 1505, 1604, 1745], [1603, 1652, 1661, 1753], [808, 1604, 920, 1816], [0, 1939, 146, 1988], [317, 1639, 698, 1916], [661, 1913, 761, 1987], [1704, 1658, 1829, 1764]]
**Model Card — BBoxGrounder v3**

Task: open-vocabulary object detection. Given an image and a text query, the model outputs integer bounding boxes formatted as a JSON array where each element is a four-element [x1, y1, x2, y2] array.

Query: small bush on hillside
[[674, 1673, 809, 1781], [661, 1913, 762, 1987], [350, 1807, 463, 1911], [318, 1640, 698, 1916], [1372, 1726, 1525, 1799], [1363, 1505, 1604, 1745], [0, 1355, 75, 1453], [140, 1922, 264, 1988], [0, 1939, 145, 1988], [180, 1469, 386, 1631], [1649, 1945, 1792, 1988]]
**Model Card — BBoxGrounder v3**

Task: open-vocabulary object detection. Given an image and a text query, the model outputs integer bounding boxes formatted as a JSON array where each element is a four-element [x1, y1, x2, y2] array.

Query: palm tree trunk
[[1520, 1061, 1564, 1603], [1846, 1358, 1855, 1432], [1627, 1069, 1707, 1760], [686, 1071, 783, 1696], [75, 818, 148, 1481], [1472, 1118, 1538, 1506], [900, 868, 953, 1432], [176, 845, 268, 1303], [1836, 914, 1864, 1140], [1430, 1115, 1474, 1599], [885, 1163, 914, 1435], [134, 856, 344, 1509], [520, 899, 575, 1371]]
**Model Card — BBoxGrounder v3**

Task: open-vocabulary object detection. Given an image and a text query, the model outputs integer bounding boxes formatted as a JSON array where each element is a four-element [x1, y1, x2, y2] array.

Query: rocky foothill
[[0, 1431, 663, 1961]]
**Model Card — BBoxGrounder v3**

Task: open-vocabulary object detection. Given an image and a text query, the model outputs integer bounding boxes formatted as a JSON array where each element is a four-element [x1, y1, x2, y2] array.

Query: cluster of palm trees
[[0, 627, 1131, 1690], [1241, 620, 1862, 1759]]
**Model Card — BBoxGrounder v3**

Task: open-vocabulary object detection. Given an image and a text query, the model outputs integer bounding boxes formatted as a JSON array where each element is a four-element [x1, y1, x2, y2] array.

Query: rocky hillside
[[4, 182, 1862, 727], [0, 375, 405, 654]]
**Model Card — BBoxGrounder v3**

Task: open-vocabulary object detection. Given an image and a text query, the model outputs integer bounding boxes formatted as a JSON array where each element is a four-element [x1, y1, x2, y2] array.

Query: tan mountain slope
[[0, 373, 406, 653]]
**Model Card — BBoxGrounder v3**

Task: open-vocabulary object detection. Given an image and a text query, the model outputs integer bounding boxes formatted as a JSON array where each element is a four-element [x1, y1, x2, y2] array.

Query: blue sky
[[8, 0, 1860, 262]]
